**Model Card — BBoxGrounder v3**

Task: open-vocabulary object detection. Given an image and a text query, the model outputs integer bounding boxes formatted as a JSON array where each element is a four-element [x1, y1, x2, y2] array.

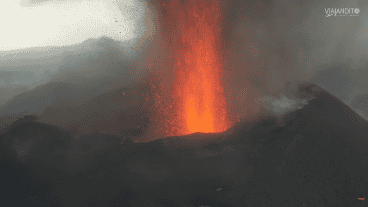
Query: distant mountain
[[0, 36, 135, 63], [0, 74, 138, 118], [1, 82, 368, 206], [0, 37, 142, 118], [0, 36, 138, 89], [0, 85, 29, 106]]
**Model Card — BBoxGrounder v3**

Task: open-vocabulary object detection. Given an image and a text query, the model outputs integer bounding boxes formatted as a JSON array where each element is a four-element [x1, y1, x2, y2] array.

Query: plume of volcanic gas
[[150, 0, 232, 137]]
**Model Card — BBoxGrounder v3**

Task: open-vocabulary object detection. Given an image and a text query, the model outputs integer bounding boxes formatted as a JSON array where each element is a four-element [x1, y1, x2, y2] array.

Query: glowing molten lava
[[159, 0, 230, 135], [184, 42, 218, 133]]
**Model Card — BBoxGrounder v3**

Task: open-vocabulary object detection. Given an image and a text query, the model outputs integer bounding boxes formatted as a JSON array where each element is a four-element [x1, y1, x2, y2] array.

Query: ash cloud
[[225, 0, 368, 120], [256, 95, 308, 115]]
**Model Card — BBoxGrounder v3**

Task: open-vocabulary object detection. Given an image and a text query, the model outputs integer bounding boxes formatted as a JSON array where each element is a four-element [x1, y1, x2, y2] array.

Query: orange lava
[[160, 0, 230, 135], [184, 43, 217, 133]]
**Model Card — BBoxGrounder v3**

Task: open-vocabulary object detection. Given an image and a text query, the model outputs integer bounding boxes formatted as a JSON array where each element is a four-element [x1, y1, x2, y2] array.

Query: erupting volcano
[[158, 0, 231, 136]]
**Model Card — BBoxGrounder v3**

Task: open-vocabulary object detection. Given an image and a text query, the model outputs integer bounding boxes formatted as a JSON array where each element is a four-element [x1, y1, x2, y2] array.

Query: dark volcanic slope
[[38, 72, 156, 138], [1, 83, 368, 207]]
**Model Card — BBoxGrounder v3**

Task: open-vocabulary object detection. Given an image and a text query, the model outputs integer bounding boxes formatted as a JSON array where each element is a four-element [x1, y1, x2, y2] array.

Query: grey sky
[[0, 0, 151, 51]]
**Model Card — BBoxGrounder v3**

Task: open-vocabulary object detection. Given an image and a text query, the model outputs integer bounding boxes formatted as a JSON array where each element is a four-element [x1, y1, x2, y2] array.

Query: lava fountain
[[156, 0, 231, 136]]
